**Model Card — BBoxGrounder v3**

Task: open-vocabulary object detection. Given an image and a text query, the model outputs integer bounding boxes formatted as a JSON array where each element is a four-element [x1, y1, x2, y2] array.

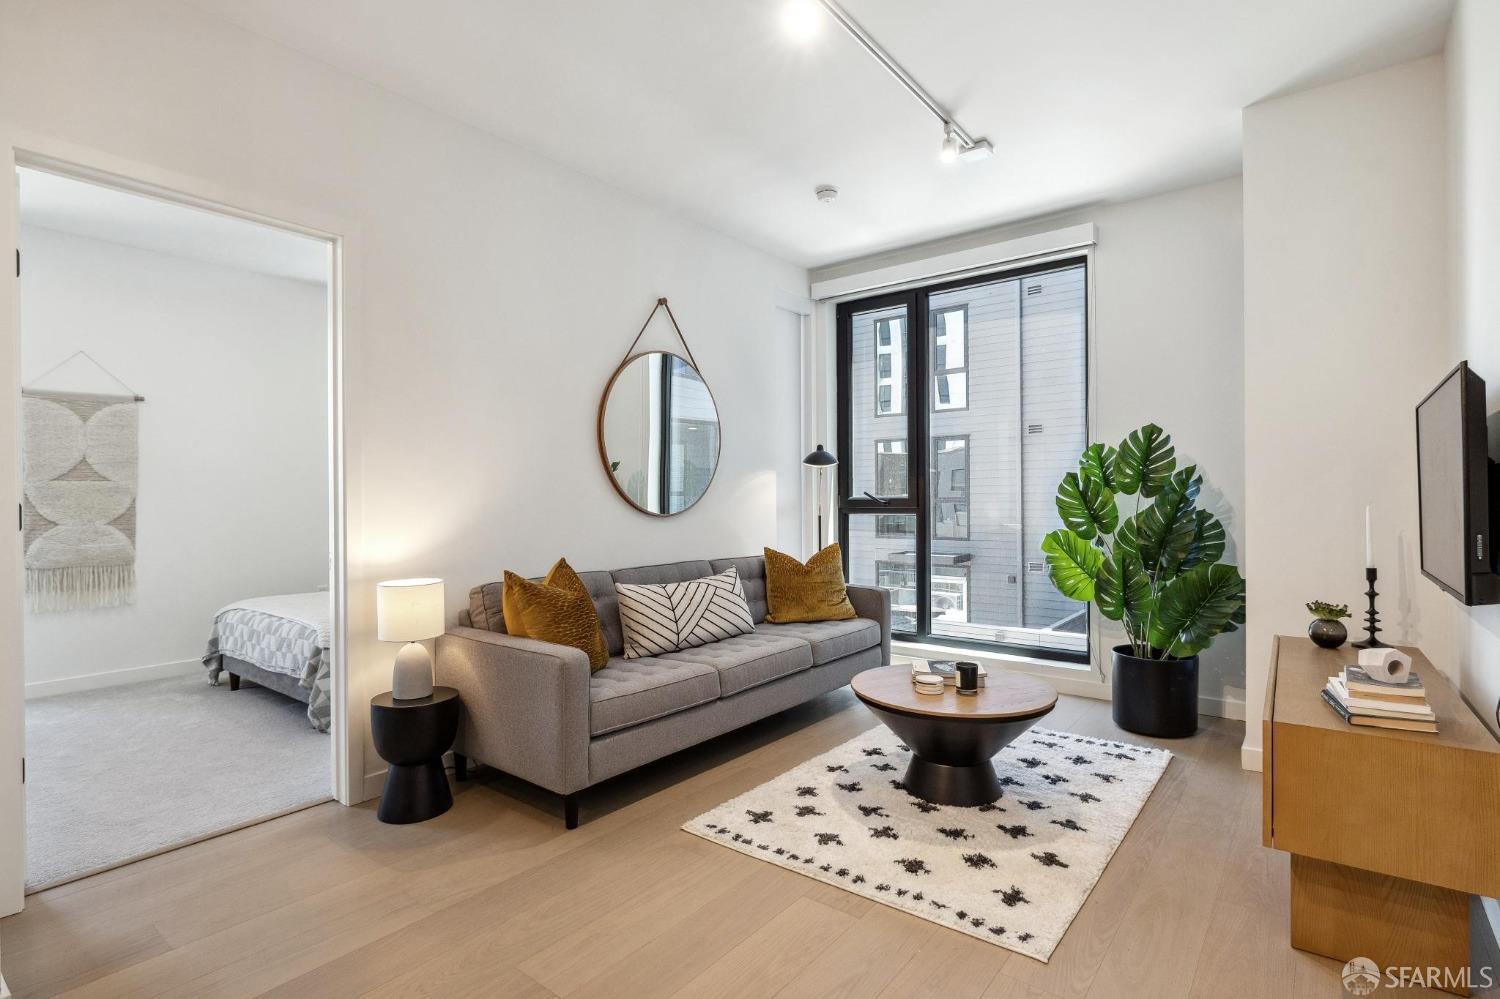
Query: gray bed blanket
[[203, 592, 332, 732]]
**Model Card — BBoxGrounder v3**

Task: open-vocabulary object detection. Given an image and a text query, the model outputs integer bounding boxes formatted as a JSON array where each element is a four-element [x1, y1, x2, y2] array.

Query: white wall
[[0, 0, 809, 832], [19, 224, 328, 694], [1447, 0, 1500, 739], [810, 177, 1247, 716], [1242, 55, 1453, 770]]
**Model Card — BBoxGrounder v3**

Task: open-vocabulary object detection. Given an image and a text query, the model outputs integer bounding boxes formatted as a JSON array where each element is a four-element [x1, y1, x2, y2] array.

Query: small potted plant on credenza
[[1041, 424, 1245, 738]]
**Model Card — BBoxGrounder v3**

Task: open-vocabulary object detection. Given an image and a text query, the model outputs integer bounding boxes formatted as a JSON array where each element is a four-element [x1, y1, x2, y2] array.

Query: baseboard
[[25, 657, 202, 698], [1200, 694, 1246, 721], [1240, 744, 1263, 772], [361, 769, 387, 804]]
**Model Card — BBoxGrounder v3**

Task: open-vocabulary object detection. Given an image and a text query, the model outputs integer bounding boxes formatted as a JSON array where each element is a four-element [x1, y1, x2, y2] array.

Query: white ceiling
[[186, 0, 1453, 268], [18, 168, 329, 285]]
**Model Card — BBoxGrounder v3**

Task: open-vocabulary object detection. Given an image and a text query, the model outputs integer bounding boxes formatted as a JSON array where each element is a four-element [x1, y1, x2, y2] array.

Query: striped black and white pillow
[[615, 567, 757, 659]]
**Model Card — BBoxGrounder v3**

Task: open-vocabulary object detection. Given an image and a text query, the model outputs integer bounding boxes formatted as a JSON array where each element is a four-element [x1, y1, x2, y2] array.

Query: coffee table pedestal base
[[903, 754, 1004, 806], [864, 702, 1052, 807]]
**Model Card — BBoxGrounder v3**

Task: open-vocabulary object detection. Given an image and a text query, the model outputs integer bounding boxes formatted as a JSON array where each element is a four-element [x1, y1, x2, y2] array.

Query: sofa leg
[[453, 752, 468, 781], [564, 794, 579, 830], [228, 673, 240, 691]]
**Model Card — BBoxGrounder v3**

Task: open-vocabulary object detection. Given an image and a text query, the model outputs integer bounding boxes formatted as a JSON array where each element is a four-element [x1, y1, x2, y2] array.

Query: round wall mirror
[[598, 351, 721, 516]]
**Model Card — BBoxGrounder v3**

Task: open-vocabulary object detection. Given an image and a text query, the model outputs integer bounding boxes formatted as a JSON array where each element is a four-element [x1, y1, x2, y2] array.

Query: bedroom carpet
[[25, 673, 329, 890]]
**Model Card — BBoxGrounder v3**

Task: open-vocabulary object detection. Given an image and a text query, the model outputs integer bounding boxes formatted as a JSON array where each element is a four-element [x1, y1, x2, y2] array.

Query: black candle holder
[[1352, 567, 1388, 649]]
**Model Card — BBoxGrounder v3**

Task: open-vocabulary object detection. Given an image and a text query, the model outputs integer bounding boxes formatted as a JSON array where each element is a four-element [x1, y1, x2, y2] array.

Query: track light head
[[939, 125, 961, 164], [780, 0, 823, 42]]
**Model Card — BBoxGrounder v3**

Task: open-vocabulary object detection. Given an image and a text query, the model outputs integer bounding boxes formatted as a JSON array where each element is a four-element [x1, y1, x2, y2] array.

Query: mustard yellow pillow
[[763, 544, 857, 624], [502, 559, 609, 670]]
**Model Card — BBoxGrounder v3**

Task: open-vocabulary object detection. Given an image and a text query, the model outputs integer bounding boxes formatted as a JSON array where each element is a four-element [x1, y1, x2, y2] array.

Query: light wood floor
[[3, 689, 1495, 998]]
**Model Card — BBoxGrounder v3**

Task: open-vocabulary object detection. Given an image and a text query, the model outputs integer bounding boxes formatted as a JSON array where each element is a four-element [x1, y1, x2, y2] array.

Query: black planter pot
[[1111, 645, 1199, 738], [1307, 619, 1347, 649]]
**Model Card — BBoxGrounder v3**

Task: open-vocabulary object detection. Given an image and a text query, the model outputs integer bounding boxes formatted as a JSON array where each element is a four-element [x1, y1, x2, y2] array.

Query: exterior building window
[[931, 305, 968, 412], [931, 435, 969, 541], [875, 316, 905, 416], [874, 439, 907, 497]]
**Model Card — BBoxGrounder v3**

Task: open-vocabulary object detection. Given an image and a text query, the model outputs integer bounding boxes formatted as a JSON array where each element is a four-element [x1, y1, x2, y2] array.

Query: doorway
[[10, 163, 343, 894]]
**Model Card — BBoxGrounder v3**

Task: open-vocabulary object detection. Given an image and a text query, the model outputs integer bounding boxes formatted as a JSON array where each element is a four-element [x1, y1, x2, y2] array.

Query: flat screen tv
[[1416, 361, 1500, 605]]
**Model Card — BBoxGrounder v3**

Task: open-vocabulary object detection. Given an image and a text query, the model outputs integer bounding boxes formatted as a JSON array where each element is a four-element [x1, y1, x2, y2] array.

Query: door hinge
[[21, 757, 25, 784], [15, 248, 18, 277]]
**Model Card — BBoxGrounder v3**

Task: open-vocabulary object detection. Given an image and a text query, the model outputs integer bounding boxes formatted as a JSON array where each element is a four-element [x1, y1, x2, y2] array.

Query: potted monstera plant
[[1041, 424, 1245, 737]]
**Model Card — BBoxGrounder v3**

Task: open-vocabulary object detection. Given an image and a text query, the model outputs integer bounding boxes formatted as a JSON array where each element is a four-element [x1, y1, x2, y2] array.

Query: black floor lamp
[[803, 444, 837, 552]]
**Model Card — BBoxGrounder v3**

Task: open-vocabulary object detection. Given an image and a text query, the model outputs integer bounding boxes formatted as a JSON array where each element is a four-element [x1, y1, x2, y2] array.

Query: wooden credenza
[[1262, 636, 1500, 995]]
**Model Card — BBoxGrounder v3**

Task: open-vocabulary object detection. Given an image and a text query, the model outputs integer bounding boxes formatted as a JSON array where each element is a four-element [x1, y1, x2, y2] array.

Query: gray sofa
[[435, 555, 891, 827]]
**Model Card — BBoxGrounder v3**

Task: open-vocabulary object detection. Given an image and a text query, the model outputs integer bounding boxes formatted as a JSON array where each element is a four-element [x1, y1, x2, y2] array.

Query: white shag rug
[[684, 726, 1171, 961], [25, 674, 330, 891]]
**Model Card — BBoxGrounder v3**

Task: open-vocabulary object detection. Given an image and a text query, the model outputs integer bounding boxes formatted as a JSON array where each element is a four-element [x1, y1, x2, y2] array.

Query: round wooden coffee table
[[851, 665, 1058, 806]]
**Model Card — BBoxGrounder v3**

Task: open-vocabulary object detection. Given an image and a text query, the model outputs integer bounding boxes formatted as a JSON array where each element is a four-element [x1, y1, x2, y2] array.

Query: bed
[[203, 592, 332, 732]]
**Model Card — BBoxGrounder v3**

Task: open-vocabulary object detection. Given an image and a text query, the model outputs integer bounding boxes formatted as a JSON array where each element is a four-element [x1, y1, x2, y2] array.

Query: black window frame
[[836, 258, 1089, 665], [930, 303, 969, 413]]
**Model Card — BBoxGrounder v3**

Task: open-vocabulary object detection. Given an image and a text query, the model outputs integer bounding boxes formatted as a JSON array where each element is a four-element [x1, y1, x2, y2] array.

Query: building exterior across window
[[836, 259, 1088, 661]]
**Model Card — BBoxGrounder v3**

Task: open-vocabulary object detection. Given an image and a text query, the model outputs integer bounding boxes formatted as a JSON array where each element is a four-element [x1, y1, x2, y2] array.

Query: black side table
[[371, 686, 460, 824]]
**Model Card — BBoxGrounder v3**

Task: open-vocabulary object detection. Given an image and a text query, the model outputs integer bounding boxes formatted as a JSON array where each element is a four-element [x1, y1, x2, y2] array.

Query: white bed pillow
[[615, 567, 756, 659]]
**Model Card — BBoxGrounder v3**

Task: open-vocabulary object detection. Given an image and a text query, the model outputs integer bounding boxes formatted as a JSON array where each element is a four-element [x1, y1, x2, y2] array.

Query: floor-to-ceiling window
[[837, 258, 1089, 662]]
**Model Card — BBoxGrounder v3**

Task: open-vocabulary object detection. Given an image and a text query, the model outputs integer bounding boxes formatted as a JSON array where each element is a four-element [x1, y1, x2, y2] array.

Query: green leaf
[[1042, 529, 1103, 603], [1114, 424, 1176, 497], [1115, 513, 1141, 561], [1135, 468, 1200, 574], [1096, 550, 1153, 622], [1079, 444, 1118, 491], [1180, 509, 1226, 571], [1149, 563, 1245, 656], [1056, 471, 1118, 540]]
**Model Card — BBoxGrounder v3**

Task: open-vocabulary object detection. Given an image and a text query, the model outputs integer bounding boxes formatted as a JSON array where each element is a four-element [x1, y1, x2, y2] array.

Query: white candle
[[1365, 505, 1373, 568]]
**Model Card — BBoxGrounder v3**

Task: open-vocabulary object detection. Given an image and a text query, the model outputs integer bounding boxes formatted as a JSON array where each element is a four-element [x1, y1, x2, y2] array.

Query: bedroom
[[16, 166, 336, 891]]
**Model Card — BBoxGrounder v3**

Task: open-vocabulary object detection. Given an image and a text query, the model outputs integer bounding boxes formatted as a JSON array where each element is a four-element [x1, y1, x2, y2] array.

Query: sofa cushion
[[589, 656, 721, 736], [469, 569, 624, 656], [709, 556, 767, 623], [763, 545, 857, 623], [616, 567, 756, 658], [754, 618, 881, 666], [611, 559, 715, 587], [658, 633, 812, 697], [502, 562, 609, 670]]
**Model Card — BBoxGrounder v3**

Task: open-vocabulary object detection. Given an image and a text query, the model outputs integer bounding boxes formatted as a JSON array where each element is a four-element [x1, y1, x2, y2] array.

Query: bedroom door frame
[[0, 130, 357, 919]]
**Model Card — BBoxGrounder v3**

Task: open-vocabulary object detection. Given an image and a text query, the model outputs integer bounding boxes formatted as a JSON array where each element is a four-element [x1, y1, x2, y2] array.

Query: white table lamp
[[377, 578, 444, 700]]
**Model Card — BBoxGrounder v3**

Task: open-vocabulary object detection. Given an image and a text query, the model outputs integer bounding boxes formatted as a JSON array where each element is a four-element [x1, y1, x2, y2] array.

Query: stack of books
[[911, 661, 987, 688], [1321, 666, 1437, 733]]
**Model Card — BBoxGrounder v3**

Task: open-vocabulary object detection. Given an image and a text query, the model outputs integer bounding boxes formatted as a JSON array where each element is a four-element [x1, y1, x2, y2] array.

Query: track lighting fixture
[[790, 0, 993, 168]]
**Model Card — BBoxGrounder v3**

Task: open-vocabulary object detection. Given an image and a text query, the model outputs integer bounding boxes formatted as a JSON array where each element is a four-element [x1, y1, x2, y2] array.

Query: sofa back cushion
[[710, 556, 768, 623]]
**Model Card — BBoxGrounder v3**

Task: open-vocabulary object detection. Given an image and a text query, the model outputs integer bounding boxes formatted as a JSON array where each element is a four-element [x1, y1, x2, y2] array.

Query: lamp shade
[[803, 444, 837, 467], [376, 578, 444, 642]]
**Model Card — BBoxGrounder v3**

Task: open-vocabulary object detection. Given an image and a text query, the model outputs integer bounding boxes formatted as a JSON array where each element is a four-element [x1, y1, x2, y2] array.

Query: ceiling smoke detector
[[815, 185, 838, 205]]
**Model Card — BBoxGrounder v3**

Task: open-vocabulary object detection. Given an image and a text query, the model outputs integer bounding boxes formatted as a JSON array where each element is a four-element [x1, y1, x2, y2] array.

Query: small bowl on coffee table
[[852, 665, 1057, 806]]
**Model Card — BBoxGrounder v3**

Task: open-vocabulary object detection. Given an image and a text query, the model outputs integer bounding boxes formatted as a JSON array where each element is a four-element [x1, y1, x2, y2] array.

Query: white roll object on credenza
[[1358, 646, 1413, 684]]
